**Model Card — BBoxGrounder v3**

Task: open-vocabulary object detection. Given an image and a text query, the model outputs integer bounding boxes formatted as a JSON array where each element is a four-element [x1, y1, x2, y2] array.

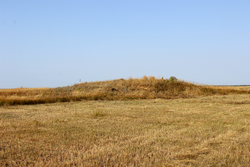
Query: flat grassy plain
[[209, 85, 250, 91], [1, 94, 250, 166]]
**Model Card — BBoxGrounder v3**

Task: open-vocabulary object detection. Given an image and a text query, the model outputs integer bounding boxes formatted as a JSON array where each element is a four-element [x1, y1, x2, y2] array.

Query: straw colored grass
[[208, 85, 250, 91], [1, 94, 250, 166], [0, 77, 249, 106]]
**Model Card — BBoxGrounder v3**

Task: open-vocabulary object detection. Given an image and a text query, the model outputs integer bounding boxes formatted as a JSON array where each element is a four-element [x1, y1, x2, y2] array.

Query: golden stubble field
[[1, 94, 250, 166]]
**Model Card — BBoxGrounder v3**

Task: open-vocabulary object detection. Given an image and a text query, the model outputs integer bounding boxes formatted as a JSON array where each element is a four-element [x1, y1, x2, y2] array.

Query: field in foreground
[[1, 94, 250, 166]]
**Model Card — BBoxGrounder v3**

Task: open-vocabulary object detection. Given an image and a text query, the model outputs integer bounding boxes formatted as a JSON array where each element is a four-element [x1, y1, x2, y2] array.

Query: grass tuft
[[90, 111, 107, 118]]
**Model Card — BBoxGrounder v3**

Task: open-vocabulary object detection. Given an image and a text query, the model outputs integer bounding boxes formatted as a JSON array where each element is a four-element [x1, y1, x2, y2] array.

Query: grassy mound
[[0, 76, 249, 106]]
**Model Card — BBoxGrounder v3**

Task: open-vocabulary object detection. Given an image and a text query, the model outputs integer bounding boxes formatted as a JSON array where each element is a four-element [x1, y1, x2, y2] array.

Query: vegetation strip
[[1, 77, 249, 106]]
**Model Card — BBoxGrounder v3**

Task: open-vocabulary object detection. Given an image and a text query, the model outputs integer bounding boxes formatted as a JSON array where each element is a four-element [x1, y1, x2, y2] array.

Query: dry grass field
[[0, 77, 249, 106], [1, 94, 250, 166], [208, 85, 250, 92]]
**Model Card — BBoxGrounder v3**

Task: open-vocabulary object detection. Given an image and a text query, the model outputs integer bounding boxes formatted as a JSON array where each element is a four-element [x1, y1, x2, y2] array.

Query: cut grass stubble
[[1, 94, 250, 166]]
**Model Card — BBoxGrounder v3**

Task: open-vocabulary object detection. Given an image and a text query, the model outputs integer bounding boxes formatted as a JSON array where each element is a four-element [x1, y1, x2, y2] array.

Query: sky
[[0, 0, 250, 88]]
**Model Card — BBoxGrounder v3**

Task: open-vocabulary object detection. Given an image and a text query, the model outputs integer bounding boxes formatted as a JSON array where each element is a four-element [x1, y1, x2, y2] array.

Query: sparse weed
[[91, 111, 107, 118], [170, 76, 177, 82]]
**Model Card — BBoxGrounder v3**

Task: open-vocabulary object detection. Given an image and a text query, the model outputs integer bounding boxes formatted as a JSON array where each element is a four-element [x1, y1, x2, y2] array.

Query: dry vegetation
[[1, 76, 250, 166], [1, 94, 250, 166], [0, 76, 249, 106], [209, 85, 250, 91]]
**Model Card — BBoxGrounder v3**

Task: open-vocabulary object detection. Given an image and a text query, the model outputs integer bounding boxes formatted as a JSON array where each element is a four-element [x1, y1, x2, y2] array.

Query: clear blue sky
[[1, 0, 250, 88]]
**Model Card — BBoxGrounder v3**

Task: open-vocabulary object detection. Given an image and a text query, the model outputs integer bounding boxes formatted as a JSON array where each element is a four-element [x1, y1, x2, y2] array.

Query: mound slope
[[0, 77, 249, 106]]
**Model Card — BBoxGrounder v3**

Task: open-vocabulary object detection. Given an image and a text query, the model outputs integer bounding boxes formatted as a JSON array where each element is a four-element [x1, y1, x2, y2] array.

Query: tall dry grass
[[0, 76, 249, 106]]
